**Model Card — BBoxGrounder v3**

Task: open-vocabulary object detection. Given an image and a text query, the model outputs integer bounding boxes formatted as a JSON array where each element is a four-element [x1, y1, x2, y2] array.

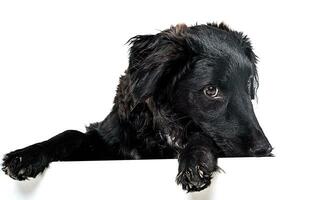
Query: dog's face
[[173, 46, 272, 157], [129, 23, 272, 157]]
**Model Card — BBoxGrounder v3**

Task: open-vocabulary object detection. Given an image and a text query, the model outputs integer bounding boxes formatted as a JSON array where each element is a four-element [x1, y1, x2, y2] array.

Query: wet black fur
[[2, 23, 272, 192]]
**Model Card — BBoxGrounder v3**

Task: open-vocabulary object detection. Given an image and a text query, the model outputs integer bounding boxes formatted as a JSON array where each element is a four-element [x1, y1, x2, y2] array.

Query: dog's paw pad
[[176, 165, 212, 192], [2, 146, 49, 180], [18, 168, 27, 176]]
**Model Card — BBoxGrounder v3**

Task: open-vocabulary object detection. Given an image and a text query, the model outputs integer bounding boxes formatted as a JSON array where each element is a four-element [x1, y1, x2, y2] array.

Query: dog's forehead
[[189, 53, 253, 88], [189, 26, 251, 59], [189, 25, 241, 49], [186, 27, 253, 82]]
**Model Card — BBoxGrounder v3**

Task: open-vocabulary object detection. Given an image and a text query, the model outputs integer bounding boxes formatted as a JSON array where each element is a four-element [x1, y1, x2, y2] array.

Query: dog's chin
[[214, 147, 254, 158], [264, 152, 274, 157], [220, 150, 274, 158], [252, 152, 274, 157]]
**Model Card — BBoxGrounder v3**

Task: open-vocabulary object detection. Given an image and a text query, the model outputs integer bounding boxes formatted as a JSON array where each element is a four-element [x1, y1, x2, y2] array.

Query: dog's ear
[[128, 24, 191, 103], [241, 35, 259, 99], [242, 37, 258, 65]]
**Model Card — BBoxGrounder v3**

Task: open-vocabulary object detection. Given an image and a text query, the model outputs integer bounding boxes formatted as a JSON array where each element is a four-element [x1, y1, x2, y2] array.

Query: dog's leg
[[2, 110, 124, 180], [176, 133, 218, 192]]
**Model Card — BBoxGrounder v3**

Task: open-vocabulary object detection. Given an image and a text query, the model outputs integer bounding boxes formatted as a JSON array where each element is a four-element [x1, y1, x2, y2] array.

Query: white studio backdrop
[[0, 0, 310, 199]]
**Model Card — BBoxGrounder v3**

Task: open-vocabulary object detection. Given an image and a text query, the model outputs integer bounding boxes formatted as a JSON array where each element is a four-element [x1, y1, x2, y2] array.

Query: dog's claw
[[2, 166, 8, 174], [3, 154, 9, 162], [198, 169, 204, 178], [18, 168, 26, 176]]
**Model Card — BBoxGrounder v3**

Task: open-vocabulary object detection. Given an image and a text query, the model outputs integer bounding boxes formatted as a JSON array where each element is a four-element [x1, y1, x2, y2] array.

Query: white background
[[0, 0, 310, 199]]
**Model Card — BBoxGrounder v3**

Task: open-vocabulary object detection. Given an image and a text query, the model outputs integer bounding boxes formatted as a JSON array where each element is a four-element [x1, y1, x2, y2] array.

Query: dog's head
[[128, 23, 272, 157]]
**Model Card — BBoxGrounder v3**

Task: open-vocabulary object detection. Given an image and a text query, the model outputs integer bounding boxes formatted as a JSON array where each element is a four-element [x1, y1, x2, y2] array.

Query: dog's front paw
[[176, 149, 217, 192], [176, 162, 212, 192], [2, 144, 50, 180]]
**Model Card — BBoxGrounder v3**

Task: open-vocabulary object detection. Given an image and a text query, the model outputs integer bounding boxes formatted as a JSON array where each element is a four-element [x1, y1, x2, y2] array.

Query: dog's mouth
[[266, 152, 275, 157], [210, 137, 274, 158], [250, 151, 274, 157], [253, 149, 275, 157]]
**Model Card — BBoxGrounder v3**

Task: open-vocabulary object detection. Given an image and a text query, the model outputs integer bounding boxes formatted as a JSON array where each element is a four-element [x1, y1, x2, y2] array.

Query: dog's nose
[[248, 127, 273, 157], [250, 144, 273, 157]]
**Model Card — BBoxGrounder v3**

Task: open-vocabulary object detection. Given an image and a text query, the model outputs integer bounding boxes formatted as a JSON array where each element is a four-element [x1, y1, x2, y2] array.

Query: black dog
[[2, 23, 272, 192]]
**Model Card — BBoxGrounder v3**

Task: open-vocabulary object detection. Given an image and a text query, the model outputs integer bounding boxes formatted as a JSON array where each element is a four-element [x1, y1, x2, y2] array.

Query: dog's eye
[[204, 85, 219, 98]]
